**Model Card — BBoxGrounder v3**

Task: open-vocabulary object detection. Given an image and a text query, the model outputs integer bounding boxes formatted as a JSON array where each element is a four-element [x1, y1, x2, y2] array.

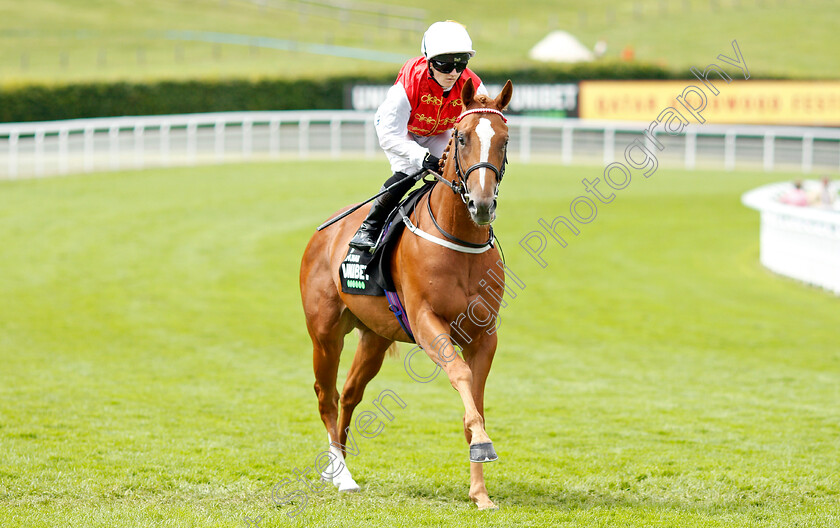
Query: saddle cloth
[[339, 181, 435, 296], [338, 181, 436, 343]]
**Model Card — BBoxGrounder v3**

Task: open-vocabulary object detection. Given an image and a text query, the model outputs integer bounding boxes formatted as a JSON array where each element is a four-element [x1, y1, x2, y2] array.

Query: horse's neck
[[427, 174, 490, 245]]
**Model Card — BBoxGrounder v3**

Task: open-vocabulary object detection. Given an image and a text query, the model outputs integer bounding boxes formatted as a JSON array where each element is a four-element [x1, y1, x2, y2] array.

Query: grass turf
[[0, 160, 838, 527], [0, 0, 838, 85]]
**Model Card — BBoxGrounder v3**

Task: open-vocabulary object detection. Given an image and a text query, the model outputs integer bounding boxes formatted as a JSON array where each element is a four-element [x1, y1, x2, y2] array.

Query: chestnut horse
[[299, 79, 513, 510]]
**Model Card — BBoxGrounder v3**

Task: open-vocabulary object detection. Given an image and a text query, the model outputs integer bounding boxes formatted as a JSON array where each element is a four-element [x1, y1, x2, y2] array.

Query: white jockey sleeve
[[374, 79, 493, 173], [374, 84, 429, 173]]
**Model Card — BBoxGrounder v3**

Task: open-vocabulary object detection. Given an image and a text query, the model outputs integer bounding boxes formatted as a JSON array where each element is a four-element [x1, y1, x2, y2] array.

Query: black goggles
[[430, 58, 468, 74]]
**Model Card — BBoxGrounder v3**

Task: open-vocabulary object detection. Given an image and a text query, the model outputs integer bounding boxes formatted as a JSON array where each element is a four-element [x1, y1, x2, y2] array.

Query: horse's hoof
[[334, 473, 360, 492], [469, 442, 498, 463], [477, 502, 499, 511], [338, 481, 360, 492]]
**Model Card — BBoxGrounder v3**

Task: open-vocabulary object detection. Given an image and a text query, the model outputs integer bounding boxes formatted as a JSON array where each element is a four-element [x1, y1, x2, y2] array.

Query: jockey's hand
[[422, 153, 442, 175]]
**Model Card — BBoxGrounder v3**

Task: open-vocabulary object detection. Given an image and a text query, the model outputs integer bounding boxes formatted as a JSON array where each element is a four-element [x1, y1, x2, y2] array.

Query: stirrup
[[349, 225, 380, 252]]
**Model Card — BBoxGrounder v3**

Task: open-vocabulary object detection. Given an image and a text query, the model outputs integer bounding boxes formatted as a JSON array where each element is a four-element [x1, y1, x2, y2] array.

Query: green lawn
[[0, 0, 838, 85], [1, 160, 838, 527]]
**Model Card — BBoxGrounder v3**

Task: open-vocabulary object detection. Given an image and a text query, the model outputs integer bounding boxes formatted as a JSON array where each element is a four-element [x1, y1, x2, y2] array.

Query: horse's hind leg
[[308, 313, 366, 492], [302, 268, 357, 490], [311, 331, 342, 448], [338, 329, 393, 445], [321, 328, 393, 492]]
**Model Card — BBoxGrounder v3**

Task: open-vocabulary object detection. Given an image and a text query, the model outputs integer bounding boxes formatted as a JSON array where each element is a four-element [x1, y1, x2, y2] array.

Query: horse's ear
[[461, 77, 476, 107], [495, 80, 513, 111]]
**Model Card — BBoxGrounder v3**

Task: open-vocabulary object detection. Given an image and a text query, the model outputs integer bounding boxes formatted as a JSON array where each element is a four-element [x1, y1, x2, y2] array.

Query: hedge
[[0, 61, 747, 123]]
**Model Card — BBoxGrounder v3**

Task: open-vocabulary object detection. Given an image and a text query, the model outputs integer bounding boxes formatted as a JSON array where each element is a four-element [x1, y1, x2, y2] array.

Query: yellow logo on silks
[[415, 114, 437, 124], [409, 125, 432, 135], [421, 94, 444, 106]]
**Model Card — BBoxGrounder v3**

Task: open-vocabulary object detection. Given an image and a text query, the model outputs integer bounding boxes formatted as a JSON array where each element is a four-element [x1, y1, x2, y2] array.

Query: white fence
[[0, 111, 376, 179], [2, 111, 840, 179], [742, 182, 840, 296]]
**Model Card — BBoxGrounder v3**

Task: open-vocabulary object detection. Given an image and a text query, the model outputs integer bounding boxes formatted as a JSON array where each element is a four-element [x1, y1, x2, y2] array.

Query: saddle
[[338, 181, 436, 342], [339, 180, 436, 296]]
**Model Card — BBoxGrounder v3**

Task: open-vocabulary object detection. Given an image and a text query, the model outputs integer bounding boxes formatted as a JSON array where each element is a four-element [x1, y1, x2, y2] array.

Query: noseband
[[437, 108, 508, 200]]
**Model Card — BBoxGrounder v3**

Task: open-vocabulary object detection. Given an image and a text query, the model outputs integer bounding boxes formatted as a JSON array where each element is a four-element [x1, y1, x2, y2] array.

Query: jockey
[[349, 20, 490, 251]]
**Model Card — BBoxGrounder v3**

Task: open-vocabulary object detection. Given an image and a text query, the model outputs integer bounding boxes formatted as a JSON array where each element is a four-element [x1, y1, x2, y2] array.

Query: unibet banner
[[348, 83, 579, 116], [579, 81, 840, 126]]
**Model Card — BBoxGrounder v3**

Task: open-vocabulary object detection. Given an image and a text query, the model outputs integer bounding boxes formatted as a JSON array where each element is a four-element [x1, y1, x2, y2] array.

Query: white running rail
[[742, 181, 840, 295], [2, 111, 840, 179]]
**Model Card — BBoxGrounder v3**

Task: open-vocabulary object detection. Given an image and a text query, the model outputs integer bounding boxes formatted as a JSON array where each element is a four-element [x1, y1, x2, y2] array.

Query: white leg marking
[[324, 433, 360, 491], [475, 118, 495, 191]]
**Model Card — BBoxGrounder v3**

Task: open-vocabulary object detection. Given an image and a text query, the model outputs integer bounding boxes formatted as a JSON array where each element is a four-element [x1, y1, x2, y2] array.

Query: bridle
[[408, 107, 508, 254], [434, 107, 509, 203]]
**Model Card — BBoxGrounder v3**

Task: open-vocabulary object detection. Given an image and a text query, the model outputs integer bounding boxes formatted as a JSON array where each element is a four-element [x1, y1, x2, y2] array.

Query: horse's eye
[[458, 135, 466, 146]]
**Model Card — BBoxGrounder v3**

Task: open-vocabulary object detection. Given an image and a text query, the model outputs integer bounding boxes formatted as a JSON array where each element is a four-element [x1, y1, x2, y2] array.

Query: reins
[[398, 192, 495, 254], [399, 107, 509, 254], [424, 189, 494, 249]]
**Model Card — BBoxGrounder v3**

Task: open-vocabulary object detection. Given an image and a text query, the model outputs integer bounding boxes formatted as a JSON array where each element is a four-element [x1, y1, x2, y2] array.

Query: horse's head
[[443, 78, 513, 225]]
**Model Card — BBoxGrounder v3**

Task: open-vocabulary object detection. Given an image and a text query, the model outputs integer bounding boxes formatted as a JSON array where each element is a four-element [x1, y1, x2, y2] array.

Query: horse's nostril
[[468, 200, 476, 211]]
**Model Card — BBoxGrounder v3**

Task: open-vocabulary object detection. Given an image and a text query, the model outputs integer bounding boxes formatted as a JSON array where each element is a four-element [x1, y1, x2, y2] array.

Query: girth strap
[[384, 290, 414, 342]]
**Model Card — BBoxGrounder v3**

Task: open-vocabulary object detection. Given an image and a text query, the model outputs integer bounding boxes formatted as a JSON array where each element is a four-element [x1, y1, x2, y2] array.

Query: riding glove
[[422, 153, 442, 174]]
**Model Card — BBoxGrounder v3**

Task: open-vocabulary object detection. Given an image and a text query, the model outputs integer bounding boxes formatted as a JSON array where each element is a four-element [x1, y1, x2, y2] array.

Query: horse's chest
[[422, 276, 496, 317]]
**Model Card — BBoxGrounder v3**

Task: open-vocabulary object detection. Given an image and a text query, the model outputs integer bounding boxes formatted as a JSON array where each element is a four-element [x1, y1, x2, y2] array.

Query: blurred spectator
[[780, 180, 809, 206], [818, 176, 834, 208], [594, 39, 607, 58]]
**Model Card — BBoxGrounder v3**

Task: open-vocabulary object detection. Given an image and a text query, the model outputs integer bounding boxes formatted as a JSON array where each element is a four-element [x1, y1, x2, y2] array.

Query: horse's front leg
[[412, 311, 494, 457], [464, 336, 498, 510]]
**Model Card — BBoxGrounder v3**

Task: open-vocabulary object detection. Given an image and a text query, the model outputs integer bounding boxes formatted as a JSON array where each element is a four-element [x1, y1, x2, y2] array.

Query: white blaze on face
[[475, 117, 495, 191]]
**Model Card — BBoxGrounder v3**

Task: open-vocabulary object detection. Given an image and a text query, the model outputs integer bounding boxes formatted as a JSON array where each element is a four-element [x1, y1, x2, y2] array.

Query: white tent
[[529, 31, 594, 63]]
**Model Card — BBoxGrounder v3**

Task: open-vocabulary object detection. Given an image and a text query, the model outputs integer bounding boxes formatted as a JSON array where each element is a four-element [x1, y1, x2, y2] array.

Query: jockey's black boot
[[349, 172, 415, 252]]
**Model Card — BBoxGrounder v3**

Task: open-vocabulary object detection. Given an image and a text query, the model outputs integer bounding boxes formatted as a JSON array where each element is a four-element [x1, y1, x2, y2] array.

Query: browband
[[455, 108, 507, 123]]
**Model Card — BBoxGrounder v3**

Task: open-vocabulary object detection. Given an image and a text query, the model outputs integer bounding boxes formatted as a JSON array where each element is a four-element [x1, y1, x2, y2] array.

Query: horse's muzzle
[[468, 198, 497, 225]]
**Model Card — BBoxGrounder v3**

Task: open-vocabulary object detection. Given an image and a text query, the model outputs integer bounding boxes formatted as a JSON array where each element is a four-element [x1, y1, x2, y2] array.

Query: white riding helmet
[[421, 21, 476, 60]]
